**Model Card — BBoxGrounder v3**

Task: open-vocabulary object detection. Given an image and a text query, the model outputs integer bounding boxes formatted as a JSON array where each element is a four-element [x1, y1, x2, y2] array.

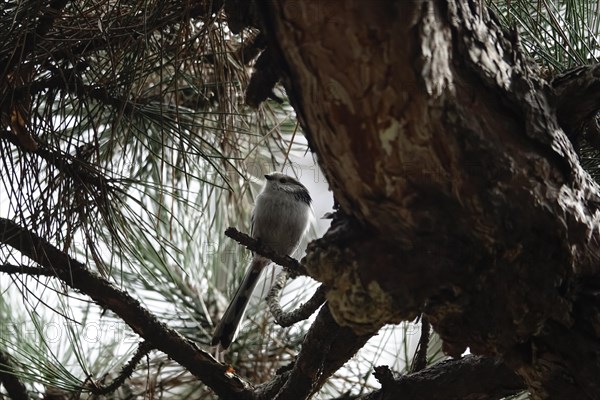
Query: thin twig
[[411, 315, 430, 373], [88, 341, 153, 395], [224, 227, 308, 276], [0, 130, 117, 191], [266, 271, 327, 327]]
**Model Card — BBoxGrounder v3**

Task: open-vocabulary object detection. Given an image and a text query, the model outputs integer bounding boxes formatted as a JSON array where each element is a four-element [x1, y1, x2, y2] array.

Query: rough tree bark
[[251, 1, 600, 399], [2, 0, 600, 398]]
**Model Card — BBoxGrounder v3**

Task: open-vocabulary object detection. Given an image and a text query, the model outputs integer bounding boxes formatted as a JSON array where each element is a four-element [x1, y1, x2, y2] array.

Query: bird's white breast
[[252, 189, 310, 256]]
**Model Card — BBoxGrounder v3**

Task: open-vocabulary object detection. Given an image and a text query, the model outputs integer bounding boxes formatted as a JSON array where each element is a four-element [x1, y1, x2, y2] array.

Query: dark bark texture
[[254, 1, 600, 399], [363, 355, 525, 400]]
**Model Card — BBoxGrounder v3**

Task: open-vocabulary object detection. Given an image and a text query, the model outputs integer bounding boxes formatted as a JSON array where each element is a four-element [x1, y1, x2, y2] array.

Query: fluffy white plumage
[[211, 172, 311, 349]]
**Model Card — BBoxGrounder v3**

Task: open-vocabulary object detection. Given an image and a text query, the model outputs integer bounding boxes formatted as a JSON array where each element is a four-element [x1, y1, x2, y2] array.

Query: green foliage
[[490, 0, 600, 73]]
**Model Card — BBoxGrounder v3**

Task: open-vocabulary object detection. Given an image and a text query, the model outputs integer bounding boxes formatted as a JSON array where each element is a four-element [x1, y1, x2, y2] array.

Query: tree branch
[[0, 218, 253, 400], [266, 271, 326, 327], [0, 264, 55, 277], [3, 1, 220, 71], [257, 1, 600, 397], [87, 341, 153, 396], [362, 356, 525, 400], [268, 305, 373, 400], [0, 0, 70, 73], [0, 130, 116, 192], [224, 227, 308, 276], [256, 305, 370, 400], [410, 316, 430, 373]]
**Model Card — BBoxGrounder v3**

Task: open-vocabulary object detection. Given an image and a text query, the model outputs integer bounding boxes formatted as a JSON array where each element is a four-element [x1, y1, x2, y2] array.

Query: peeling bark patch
[[379, 119, 402, 156], [326, 78, 355, 113], [419, 2, 454, 97], [451, 0, 514, 90]]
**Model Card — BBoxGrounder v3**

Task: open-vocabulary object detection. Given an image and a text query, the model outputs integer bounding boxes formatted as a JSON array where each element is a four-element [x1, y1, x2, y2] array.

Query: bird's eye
[[279, 178, 287, 184]]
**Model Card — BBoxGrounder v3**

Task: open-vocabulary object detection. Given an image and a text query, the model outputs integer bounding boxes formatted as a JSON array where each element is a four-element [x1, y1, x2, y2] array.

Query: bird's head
[[264, 172, 311, 204]]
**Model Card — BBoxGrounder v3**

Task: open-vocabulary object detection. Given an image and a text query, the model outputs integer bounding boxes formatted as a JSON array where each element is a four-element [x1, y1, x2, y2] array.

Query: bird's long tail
[[211, 258, 268, 349]]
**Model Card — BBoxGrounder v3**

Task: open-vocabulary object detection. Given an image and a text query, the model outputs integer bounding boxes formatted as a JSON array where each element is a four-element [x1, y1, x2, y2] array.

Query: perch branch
[[224, 227, 308, 276]]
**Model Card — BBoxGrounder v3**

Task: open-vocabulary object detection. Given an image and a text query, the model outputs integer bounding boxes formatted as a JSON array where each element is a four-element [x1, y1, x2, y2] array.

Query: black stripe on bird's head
[[264, 172, 312, 205]]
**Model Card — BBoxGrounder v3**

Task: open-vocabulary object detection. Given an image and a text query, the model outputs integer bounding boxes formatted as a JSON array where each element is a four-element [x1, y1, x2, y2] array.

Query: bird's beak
[[264, 174, 273, 181]]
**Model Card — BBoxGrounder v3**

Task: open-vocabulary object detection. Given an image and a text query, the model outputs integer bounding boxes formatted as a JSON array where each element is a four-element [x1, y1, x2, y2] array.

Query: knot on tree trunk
[[303, 217, 418, 334]]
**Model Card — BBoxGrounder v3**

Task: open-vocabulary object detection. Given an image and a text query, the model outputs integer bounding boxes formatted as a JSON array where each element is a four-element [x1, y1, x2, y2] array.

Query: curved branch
[[0, 218, 253, 400], [266, 271, 326, 327], [87, 341, 153, 396]]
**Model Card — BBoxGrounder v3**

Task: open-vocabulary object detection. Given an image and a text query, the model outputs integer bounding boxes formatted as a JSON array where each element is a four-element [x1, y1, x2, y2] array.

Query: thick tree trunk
[[256, 1, 600, 398]]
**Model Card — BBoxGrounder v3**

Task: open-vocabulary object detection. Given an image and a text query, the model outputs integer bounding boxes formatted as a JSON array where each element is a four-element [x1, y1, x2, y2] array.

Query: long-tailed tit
[[211, 172, 312, 349]]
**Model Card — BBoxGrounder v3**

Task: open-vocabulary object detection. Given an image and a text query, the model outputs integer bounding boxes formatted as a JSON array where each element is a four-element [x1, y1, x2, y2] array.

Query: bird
[[211, 172, 312, 350]]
